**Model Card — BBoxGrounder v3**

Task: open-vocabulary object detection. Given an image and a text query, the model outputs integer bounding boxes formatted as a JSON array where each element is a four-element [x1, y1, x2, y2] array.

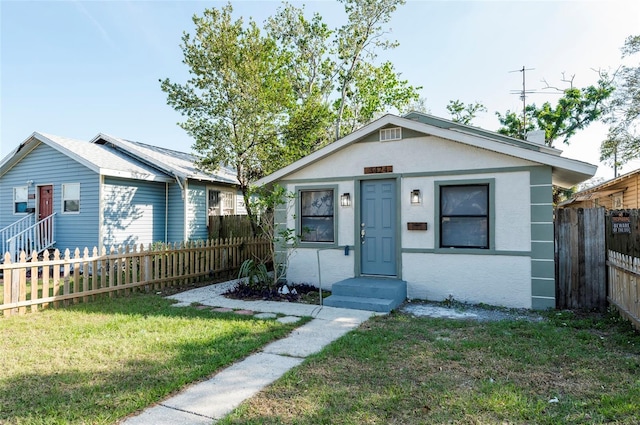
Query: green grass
[[221, 309, 640, 425], [0, 293, 309, 424]]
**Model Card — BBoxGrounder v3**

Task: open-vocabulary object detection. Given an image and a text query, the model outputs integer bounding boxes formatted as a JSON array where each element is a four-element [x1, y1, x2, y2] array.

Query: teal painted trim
[[531, 241, 554, 260], [532, 260, 555, 279], [531, 278, 555, 297], [434, 178, 495, 251], [529, 166, 553, 185], [531, 296, 555, 310], [295, 184, 339, 249], [531, 204, 554, 223], [531, 222, 554, 242], [402, 248, 531, 256], [530, 185, 553, 204], [278, 166, 545, 186]]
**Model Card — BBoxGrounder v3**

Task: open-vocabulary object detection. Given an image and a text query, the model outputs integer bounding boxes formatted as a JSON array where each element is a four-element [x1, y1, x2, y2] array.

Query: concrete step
[[331, 278, 407, 302], [323, 295, 401, 313]]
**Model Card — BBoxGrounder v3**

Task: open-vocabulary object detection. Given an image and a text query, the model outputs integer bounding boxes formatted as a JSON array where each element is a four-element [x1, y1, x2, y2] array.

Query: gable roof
[[0, 132, 172, 182], [559, 167, 640, 205], [92, 134, 238, 185], [256, 113, 597, 188]]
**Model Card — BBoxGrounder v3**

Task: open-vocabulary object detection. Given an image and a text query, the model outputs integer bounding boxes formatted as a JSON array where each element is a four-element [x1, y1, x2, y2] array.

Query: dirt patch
[[401, 300, 545, 322]]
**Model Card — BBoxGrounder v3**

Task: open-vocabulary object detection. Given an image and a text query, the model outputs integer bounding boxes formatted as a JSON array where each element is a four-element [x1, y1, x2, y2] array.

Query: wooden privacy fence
[[555, 208, 607, 310], [607, 250, 640, 330], [0, 237, 270, 317]]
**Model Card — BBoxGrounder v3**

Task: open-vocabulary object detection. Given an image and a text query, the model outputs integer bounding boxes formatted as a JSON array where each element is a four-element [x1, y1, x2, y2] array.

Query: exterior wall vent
[[380, 127, 402, 142]]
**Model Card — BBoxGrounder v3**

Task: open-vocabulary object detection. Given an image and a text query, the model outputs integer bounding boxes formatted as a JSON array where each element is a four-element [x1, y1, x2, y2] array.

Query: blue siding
[[0, 143, 100, 253], [166, 181, 185, 242], [102, 177, 167, 249], [186, 181, 208, 241]]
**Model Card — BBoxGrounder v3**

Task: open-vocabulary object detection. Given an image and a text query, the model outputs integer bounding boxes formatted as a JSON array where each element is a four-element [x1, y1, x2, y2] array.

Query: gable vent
[[380, 127, 402, 142]]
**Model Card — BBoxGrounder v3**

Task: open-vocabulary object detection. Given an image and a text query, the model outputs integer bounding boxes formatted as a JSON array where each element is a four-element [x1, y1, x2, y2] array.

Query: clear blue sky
[[1, 0, 639, 181]]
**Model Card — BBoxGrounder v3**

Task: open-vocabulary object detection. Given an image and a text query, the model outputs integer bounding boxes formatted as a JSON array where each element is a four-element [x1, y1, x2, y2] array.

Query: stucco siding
[[102, 177, 167, 248], [284, 135, 536, 181], [403, 253, 532, 308], [286, 247, 355, 290], [0, 142, 100, 253]]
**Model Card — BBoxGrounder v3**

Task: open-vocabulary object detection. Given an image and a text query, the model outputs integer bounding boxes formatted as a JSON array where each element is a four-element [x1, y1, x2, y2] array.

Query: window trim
[[380, 127, 402, 142], [434, 179, 495, 253], [296, 185, 339, 248], [62, 183, 81, 214], [13, 186, 29, 215]]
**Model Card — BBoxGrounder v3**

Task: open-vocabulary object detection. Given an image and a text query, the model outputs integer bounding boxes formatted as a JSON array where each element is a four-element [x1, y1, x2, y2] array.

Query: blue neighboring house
[[0, 132, 244, 260]]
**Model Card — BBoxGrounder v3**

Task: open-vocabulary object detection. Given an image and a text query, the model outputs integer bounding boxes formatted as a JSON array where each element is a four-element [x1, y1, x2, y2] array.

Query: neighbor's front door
[[360, 179, 397, 276], [38, 185, 53, 220]]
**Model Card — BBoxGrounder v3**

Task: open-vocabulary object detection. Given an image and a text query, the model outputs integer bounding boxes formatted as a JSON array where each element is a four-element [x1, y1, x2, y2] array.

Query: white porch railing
[[1, 214, 35, 258], [6, 213, 56, 262]]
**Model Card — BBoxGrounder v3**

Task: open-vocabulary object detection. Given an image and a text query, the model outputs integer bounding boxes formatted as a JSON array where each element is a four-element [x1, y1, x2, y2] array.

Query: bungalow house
[[0, 132, 243, 260], [256, 112, 597, 311], [559, 167, 640, 209]]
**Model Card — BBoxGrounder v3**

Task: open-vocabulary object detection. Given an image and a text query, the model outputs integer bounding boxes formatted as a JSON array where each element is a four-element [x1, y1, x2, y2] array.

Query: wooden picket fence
[[0, 237, 270, 317], [607, 250, 640, 331]]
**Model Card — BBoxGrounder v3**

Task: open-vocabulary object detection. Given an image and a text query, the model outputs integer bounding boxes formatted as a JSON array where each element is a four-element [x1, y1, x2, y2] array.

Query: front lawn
[[221, 309, 640, 424], [0, 293, 308, 424]]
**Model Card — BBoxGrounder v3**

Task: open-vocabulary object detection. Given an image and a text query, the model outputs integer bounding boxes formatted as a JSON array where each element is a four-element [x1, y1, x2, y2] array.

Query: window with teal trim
[[299, 189, 334, 242], [440, 184, 489, 249]]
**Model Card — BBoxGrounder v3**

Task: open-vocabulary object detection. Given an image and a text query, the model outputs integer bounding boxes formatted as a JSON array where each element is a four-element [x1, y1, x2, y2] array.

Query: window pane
[[15, 202, 28, 213], [63, 183, 80, 199], [301, 217, 334, 242], [64, 200, 79, 213], [441, 185, 488, 215], [14, 186, 28, 202], [301, 190, 333, 216], [441, 217, 488, 248]]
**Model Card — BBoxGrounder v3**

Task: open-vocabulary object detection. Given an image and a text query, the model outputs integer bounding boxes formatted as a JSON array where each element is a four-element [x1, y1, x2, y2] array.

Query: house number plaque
[[364, 165, 393, 174]]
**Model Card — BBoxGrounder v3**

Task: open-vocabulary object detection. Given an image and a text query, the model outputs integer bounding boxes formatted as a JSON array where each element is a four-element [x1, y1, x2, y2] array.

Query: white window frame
[[380, 127, 402, 142], [13, 186, 28, 214], [62, 183, 80, 214]]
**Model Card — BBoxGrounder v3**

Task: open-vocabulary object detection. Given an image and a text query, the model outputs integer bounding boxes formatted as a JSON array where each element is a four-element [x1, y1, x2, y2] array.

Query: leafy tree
[[267, 0, 420, 143], [496, 71, 615, 147], [446, 100, 487, 125], [160, 4, 294, 235], [333, 0, 420, 138], [601, 35, 640, 169]]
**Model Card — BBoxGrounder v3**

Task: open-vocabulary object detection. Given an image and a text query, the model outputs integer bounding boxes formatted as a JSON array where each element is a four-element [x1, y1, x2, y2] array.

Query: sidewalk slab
[[162, 353, 304, 420], [120, 404, 212, 425]]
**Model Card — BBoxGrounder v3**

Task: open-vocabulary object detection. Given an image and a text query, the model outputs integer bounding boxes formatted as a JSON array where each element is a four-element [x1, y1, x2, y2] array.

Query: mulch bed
[[224, 283, 323, 303]]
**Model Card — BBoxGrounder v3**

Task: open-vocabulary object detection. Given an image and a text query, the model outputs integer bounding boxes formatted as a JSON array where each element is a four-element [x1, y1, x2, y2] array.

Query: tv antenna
[[510, 66, 535, 135]]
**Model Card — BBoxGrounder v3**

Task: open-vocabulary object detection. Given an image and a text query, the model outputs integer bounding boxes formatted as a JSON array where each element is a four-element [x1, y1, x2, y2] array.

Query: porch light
[[340, 193, 351, 207], [411, 189, 421, 205]]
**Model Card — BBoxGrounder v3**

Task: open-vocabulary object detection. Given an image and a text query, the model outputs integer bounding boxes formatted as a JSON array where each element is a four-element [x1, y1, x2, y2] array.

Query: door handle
[[360, 223, 366, 244]]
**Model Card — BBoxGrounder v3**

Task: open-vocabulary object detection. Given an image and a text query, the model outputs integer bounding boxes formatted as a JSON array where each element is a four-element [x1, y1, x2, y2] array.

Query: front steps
[[323, 277, 407, 313]]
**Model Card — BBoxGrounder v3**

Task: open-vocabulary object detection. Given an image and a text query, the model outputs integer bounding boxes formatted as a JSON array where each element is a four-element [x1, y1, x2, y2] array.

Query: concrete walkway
[[120, 280, 378, 424]]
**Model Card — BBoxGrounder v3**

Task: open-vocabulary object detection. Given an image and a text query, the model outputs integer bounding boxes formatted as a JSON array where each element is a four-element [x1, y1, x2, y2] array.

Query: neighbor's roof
[[0, 132, 172, 182], [92, 134, 238, 185], [256, 112, 597, 188], [559, 167, 640, 206]]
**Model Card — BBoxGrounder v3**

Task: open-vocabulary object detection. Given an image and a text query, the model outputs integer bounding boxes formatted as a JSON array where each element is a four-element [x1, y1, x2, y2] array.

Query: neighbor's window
[[300, 189, 334, 242], [440, 184, 489, 249], [62, 183, 80, 213], [14, 186, 28, 214]]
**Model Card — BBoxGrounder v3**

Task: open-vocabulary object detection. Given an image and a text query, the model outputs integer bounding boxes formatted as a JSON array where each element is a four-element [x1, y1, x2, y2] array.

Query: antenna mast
[[510, 66, 534, 138]]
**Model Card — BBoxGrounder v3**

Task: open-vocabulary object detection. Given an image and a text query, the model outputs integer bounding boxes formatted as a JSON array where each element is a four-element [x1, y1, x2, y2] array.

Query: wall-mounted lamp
[[411, 189, 421, 205], [26, 180, 34, 186], [340, 193, 351, 207]]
